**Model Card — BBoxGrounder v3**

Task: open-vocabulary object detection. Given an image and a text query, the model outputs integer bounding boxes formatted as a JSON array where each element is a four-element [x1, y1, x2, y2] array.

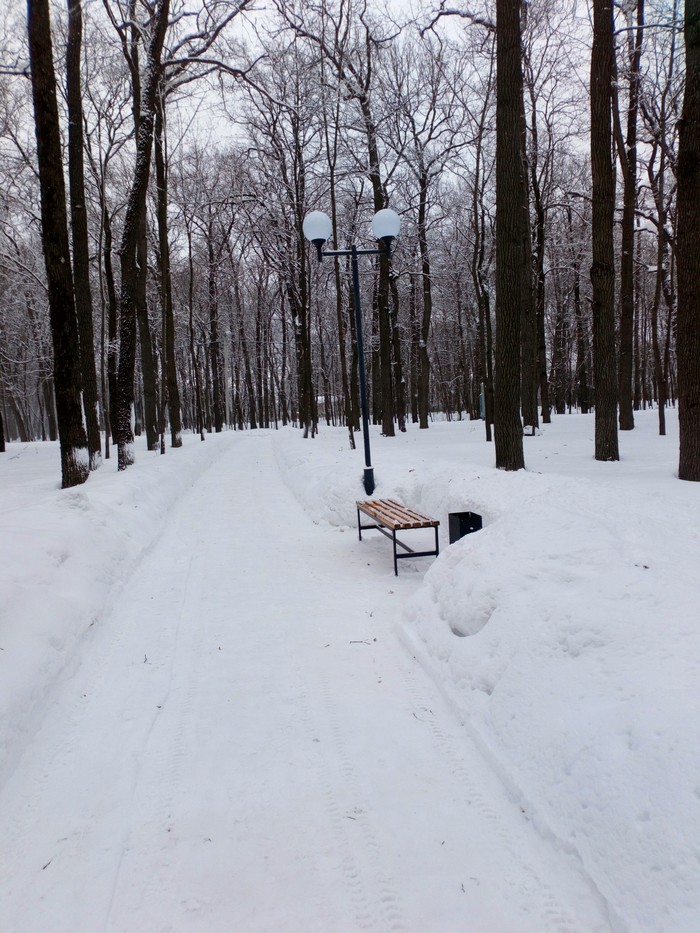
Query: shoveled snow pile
[[0, 434, 235, 783], [275, 410, 700, 932]]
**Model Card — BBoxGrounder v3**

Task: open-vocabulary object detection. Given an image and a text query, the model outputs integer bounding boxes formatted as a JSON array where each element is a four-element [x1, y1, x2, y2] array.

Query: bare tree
[[494, 0, 525, 470], [677, 0, 700, 480], [385, 31, 470, 429], [153, 92, 183, 448], [590, 0, 620, 461], [102, 0, 255, 466], [27, 0, 89, 487], [613, 0, 645, 431], [522, 0, 585, 426], [274, 0, 400, 436], [104, 0, 170, 469], [66, 0, 101, 467], [81, 39, 132, 456], [640, 0, 680, 435]]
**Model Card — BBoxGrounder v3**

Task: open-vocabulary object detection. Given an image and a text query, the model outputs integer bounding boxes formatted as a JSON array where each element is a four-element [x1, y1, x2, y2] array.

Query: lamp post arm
[[321, 245, 387, 259]]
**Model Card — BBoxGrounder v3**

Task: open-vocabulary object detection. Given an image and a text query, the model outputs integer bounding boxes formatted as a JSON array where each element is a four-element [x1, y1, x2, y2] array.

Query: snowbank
[[275, 411, 700, 932], [0, 432, 237, 784]]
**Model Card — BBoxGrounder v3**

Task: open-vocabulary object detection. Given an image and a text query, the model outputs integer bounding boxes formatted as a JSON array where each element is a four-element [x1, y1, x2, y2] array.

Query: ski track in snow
[[1, 432, 611, 932]]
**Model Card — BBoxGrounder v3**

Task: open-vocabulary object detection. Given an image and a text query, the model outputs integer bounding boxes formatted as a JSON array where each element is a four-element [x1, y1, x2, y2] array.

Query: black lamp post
[[303, 208, 401, 496]]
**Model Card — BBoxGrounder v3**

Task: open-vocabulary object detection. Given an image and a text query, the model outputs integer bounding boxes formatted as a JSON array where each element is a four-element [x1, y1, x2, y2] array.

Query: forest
[[1, 0, 698, 484]]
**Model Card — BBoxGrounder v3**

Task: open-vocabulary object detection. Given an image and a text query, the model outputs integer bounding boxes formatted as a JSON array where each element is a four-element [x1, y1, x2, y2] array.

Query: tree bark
[[531, 157, 550, 424], [27, 0, 89, 488], [567, 205, 590, 415], [590, 0, 620, 461], [417, 171, 432, 429], [320, 63, 355, 446], [677, 0, 700, 480], [187, 225, 205, 440], [135, 219, 159, 450], [66, 0, 101, 467], [614, 0, 644, 431], [494, 0, 526, 470], [651, 222, 669, 435], [519, 86, 537, 434], [154, 98, 182, 448], [102, 203, 119, 445], [389, 270, 407, 432], [207, 220, 225, 433]]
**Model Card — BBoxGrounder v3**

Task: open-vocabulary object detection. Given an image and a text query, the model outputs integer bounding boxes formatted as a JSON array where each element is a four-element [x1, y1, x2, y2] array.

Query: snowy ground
[[0, 410, 697, 932]]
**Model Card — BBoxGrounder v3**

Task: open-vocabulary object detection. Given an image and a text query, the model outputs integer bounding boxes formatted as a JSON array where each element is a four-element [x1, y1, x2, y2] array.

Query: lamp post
[[303, 208, 401, 496]]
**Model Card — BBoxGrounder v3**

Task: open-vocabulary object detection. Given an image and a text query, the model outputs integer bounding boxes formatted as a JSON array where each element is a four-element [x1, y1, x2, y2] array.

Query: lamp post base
[[363, 467, 375, 496]]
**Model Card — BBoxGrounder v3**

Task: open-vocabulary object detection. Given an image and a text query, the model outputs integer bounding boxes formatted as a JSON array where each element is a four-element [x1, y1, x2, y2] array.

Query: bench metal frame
[[356, 499, 440, 575]]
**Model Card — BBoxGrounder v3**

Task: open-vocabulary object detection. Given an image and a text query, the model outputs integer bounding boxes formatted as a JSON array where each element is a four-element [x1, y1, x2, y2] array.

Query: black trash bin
[[448, 511, 482, 544]]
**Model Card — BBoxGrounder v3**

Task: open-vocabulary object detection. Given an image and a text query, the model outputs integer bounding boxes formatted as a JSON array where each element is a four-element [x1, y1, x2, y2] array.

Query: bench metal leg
[[357, 508, 439, 575]]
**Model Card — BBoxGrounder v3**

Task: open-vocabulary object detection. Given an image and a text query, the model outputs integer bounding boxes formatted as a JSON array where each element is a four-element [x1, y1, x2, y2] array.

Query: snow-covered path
[[1, 433, 610, 932]]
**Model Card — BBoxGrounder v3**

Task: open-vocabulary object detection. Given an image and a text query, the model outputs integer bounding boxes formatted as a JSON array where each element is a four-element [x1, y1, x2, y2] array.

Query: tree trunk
[[389, 270, 407, 432], [27, 0, 88, 488], [360, 95, 394, 437], [494, 0, 526, 471], [519, 90, 537, 434], [417, 172, 432, 429], [115, 0, 170, 469], [101, 204, 119, 446], [288, 240, 313, 436], [321, 71, 355, 447], [66, 0, 101, 467], [614, 0, 644, 431], [154, 98, 182, 447], [255, 286, 266, 428], [279, 290, 290, 426], [677, 0, 700, 480], [136, 219, 159, 450], [551, 299, 568, 415], [8, 394, 30, 443], [207, 222, 224, 433], [567, 205, 590, 414], [590, 0, 620, 461], [185, 226, 205, 440], [651, 227, 668, 436], [239, 314, 257, 430], [532, 173, 550, 424], [408, 273, 419, 424]]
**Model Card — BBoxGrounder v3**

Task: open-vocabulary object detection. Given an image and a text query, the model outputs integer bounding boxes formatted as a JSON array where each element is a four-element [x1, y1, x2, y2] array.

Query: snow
[[0, 410, 698, 932]]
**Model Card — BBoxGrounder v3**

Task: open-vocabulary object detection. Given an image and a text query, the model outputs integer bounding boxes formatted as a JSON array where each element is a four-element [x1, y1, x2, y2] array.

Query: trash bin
[[448, 511, 482, 544]]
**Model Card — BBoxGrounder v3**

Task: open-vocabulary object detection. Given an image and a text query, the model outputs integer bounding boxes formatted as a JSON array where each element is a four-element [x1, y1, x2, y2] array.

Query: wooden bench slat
[[360, 504, 430, 529], [356, 498, 439, 530]]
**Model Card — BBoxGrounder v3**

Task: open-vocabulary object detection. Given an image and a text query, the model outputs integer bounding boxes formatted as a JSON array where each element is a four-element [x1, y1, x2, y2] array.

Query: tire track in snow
[[401, 669, 592, 933], [294, 666, 406, 933], [295, 670, 377, 931], [0, 555, 196, 932], [320, 677, 406, 933], [103, 552, 199, 932], [0, 596, 148, 917]]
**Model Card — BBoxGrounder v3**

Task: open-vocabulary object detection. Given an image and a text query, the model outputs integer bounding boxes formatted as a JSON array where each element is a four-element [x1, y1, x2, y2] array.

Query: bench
[[356, 499, 440, 575]]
